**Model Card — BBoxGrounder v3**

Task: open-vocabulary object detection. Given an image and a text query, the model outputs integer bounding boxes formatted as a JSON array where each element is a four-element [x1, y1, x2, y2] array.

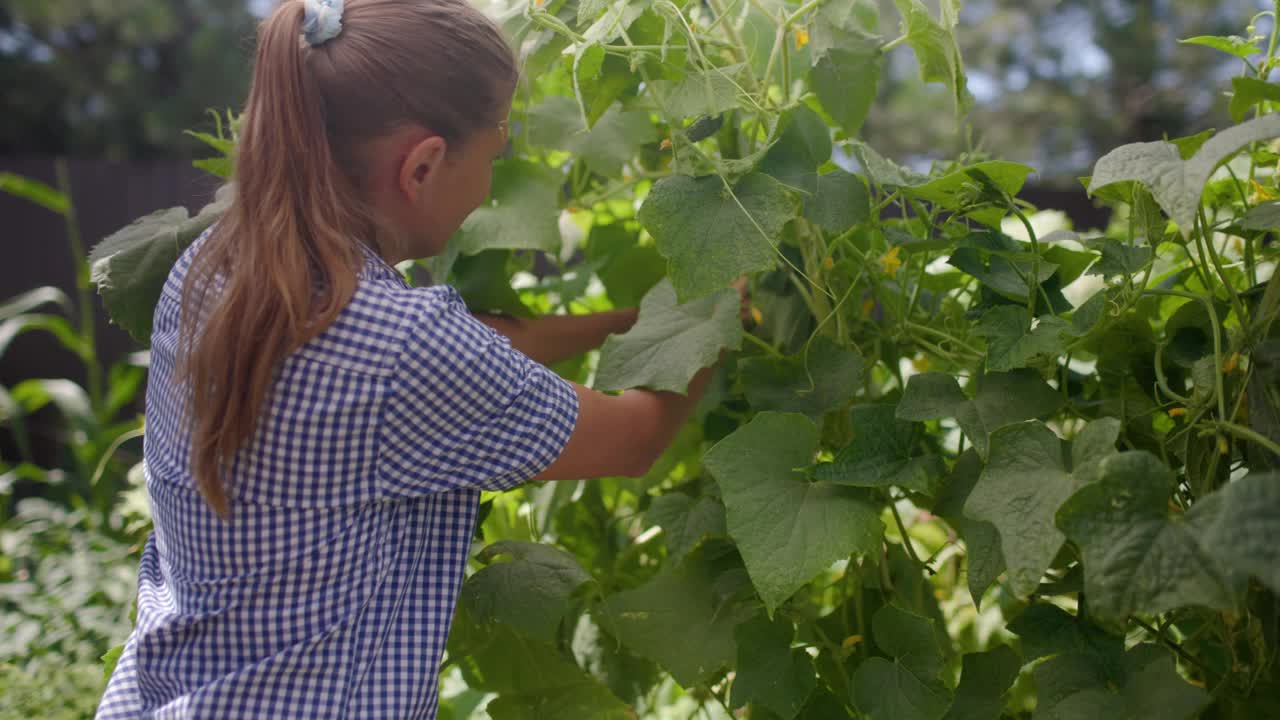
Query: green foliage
[[79, 1, 1280, 717]]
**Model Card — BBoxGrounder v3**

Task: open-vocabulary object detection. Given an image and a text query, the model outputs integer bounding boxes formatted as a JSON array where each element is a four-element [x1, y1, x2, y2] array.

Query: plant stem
[[1212, 420, 1280, 456], [56, 159, 103, 414], [705, 0, 764, 97], [1131, 616, 1210, 673], [881, 34, 909, 52], [890, 498, 932, 574], [785, 0, 829, 25], [1196, 207, 1248, 329], [1144, 288, 1228, 422]]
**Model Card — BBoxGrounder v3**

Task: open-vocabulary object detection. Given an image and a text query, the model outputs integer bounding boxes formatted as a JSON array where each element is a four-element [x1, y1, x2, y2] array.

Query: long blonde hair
[[180, 0, 517, 519]]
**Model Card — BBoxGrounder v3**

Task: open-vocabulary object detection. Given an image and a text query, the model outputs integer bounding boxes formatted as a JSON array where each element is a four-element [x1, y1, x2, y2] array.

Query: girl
[[96, 0, 734, 717]]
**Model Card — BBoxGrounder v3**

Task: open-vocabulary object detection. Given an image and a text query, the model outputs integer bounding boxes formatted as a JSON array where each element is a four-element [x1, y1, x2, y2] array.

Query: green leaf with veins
[[527, 99, 657, 176], [594, 278, 743, 393], [892, 0, 971, 116], [814, 404, 944, 495], [804, 170, 871, 234], [850, 141, 929, 188], [1089, 113, 1280, 238], [974, 307, 1072, 372], [600, 547, 756, 686], [808, 20, 883, 136], [739, 335, 863, 417], [1008, 603, 1124, 672], [942, 645, 1021, 720], [1199, 472, 1280, 594], [646, 493, 727, 565], [655, 65, 745, 119], [896, 369, 1064, 459], [852, 604, 952, 720], [89, 186, 230, 345], [760, 105, 832, 195], [932, 450, 1006, 605], [730, 616, 817, 719], [638, 173, 791, 302], [452, 159, 562, 256], [904, 162, 1035, 227], [1056, 451, 1244, 623], [704, 412, 885, 613], [966, 419, 1121, 598], [1229, 76, 1280, 122], [460, 541, 592, 643], [1179, 35, 1262, 60], [1031, 645, 1209, 720]]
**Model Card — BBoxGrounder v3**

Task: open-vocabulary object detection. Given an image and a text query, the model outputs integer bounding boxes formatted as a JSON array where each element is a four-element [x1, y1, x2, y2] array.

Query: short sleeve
[[377, 286, 580, 496]]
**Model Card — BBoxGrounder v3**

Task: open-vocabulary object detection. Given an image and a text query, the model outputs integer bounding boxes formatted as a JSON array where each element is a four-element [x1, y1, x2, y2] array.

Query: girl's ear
[[397, 134, 449, 203]]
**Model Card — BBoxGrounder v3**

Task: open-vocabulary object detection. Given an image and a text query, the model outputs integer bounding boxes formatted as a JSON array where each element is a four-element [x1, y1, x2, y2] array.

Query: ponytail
[[180, 0, 520, 519], [179, 1, 367, 519]]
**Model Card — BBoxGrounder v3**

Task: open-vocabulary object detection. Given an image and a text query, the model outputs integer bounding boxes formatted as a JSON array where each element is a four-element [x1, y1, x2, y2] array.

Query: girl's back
[[97, 231, 577, 718]]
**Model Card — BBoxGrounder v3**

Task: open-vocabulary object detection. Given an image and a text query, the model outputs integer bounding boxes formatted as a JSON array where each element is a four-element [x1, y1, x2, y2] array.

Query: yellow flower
[[1168, 407, 1187, 418], [880, 246, 903, 275], [795, 28, 810, 50], [1223, 352, 1240, 374], [1249, 180, 1279, 204], [750, 306, 764, 326]]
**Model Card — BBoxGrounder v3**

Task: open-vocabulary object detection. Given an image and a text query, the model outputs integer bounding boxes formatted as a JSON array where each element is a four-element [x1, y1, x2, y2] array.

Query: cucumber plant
[[92, 1, 1280, 717]]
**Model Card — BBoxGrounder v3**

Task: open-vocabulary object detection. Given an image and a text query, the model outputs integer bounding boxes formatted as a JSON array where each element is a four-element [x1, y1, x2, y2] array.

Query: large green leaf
[[942, 646, 1021, 720], [585, 223, 666, 308], [452, 159, 562, 256], [804, 170, 871, 234], [594, 278, 744, 393], [1008, 603, 1123, 672], [948, 232, 1058, 304], [89, 187, 231, 345], [808, 17, 883, 136], [1031, 645, 1209, 720], [974, 307, 1072, 372], [600, 548, 755, 686], [896, 369, 1064, 459], [1089, 114, 1280, 238], [739, 335, 863, 417], [646, 492, 727, 565], [730, 616, 817, 719], [1056, 452, 1244, 623], [852, 605, 952, 720], [459, 541, 592, 643], [1199, 472, 1280, 594], [759, 105, 833, 195], [526, 98, 657, 176], [932, 450, 1005, 605], [486, 683, 633, 720], [655, 65, 745, 119], [1229, 76, 1280, 122], [704, 412, 885, 613], [814, 404, 944, 495], [892, 0, 971, 117], [966, 419, 1121, 597], [450, 250, 532, 318], [638, 172, 792, 302], [450, 614, 630, 720], [905, 162, 1035, 227]]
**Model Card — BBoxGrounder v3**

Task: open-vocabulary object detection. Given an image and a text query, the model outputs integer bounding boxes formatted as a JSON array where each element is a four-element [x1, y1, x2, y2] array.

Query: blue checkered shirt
[[96, 235, 579, 718]]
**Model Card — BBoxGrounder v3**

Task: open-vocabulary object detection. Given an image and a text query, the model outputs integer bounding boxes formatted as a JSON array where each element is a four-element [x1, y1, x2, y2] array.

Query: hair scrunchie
[[302, 0, 345, 47]]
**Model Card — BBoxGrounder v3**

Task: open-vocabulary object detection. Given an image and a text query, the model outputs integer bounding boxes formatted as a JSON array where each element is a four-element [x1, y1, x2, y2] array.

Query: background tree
[[0, 0, 258, 158]]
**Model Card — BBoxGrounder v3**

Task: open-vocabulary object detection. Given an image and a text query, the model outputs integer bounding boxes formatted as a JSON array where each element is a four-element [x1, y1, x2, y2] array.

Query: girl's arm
[[472, 308, 640, 366]]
